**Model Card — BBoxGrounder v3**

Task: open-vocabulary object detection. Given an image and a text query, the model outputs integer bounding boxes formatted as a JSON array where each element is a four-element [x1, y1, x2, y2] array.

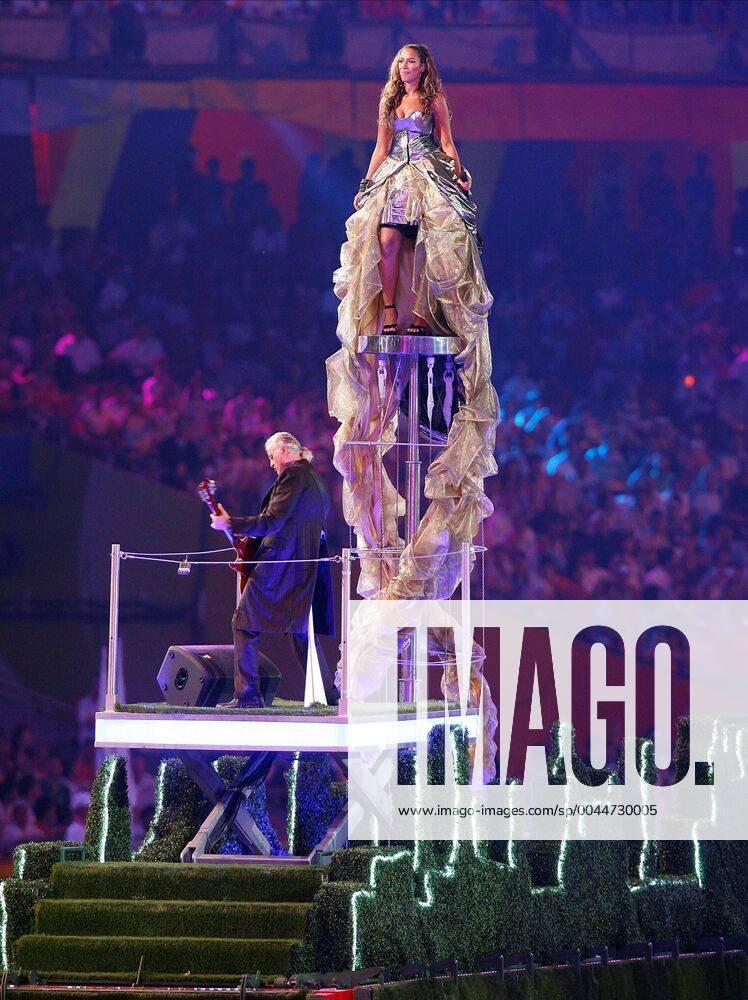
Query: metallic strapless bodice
[[388, 110, 439, 161], [393, 109, 433, 134], [365, 106, 482, 248]]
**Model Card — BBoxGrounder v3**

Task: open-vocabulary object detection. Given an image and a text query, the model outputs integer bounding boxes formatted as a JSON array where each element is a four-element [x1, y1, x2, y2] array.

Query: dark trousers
[[233, 627, 339, 705]]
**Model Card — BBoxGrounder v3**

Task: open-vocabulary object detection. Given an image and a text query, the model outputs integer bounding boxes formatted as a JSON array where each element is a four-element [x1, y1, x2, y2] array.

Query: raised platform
[[95, 702, 477, 753], [119, 699, 336, 717]]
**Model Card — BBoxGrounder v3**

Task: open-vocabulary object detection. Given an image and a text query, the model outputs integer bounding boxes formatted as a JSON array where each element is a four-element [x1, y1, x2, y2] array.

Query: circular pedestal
[[357, 333, 460, 356]]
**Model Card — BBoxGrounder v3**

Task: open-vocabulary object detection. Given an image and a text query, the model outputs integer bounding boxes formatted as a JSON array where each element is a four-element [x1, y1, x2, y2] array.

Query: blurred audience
[[1, 142, 744, 603], [0, 725, 93, 856], [0, 717, 162, 858], [5, 0, 746, 28], [0, 133, 745, 859]]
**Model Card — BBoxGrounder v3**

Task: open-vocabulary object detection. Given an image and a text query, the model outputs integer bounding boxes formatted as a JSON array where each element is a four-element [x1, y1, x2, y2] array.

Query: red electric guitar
[[197, 478, 260, 592]]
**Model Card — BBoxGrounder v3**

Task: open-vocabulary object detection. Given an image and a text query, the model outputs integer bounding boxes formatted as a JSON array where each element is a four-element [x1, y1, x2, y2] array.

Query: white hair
[[265, 431, 313, 463]]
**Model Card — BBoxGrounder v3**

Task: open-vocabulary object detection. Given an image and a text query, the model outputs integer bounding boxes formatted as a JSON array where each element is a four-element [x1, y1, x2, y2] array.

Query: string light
[[352, 726, 470, 968], [287, 752, 300, 856], [556, 837, 569, 890], [636, 738, 701, 890], [349, 722, 727, 974], [736, 729, 745, 781], [417, 727, 463, 906], [350, 887, 368, 971], [98, 756, 118, 863], [134, 759, 167, 858], [351, 850, 410, 970], [0, 881, 9, 972], [637, 740, 656, 882], [693, 826, 704, 890]]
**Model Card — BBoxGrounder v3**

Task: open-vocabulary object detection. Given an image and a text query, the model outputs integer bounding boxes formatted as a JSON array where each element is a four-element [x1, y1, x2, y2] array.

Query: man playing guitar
[[208, 432, 337, 708]]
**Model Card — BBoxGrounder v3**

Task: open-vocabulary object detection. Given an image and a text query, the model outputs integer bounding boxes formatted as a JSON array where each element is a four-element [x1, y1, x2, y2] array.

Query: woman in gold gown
[[327, 44, 500, 777], [352, 44, 477, 338], [329, 41, 498, 595]]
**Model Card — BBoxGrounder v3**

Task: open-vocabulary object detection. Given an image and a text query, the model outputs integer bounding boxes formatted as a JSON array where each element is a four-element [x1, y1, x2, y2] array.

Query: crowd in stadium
[[1, 141, 745, 858], [0, 722, 156, 856], [6, 0, 746, 78], [1, 144, 745, 609], [4, 0, 747, 26], [2, 88, 748, 867]]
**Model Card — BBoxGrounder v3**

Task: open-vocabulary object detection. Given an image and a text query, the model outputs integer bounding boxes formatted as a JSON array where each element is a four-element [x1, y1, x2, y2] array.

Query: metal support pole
[[398, 627, 416, 704], [402, 353, 421, 699], [339, 548, 351, 717], [461, 540, 471, 604], [459, 541, 472, 701], [405, 353, 421, 543], [106, 543, 121, 712]]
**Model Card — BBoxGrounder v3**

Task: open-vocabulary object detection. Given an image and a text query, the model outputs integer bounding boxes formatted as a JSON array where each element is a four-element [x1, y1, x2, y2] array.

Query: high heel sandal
[[406, 319, 430, 336], [382, 303, 398, 334]]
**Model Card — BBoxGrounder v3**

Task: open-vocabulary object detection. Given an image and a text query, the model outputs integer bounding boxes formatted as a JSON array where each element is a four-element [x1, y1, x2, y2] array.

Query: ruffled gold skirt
[[326, 154, 500, 779]]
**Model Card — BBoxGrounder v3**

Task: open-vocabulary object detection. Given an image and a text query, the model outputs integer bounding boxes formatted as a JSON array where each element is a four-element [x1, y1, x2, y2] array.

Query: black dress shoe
[[216, 694, 265, 710]]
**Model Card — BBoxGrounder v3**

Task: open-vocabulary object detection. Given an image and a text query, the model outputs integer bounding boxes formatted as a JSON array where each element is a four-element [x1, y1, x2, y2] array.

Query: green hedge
[[633, 881, 706, 946], [527, 843, 638, 959], [310, 839, 743, 972], [120, 700, 335, 716], [36, 898, 311, 940], [134, 758, 208, 862], [286, 754, 346, 857], [708, 841, 748, 925], [413, 842, 533, 968], [328, 846, 404, 884], [50, 862, 323, 903], [358, 851, 428, 970], [0, 879, 50, 971], [13, 934, 299, 977], [372, 953, 748, 999], [214, 756, 283, 856], [297, 723, 748, 973], [135, 755, 284, 862], [295, 881, 359, 974], [84, 755, 131, 862], [303, 837, 748, 972], [11, 842, 81, 882]]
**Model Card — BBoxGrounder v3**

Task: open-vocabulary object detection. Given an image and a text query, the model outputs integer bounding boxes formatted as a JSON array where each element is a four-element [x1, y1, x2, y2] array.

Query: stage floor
[[95, 701, 477, 752]]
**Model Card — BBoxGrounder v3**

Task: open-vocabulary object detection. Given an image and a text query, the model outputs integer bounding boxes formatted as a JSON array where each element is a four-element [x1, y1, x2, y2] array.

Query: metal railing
[[104, 539, 477, 717]]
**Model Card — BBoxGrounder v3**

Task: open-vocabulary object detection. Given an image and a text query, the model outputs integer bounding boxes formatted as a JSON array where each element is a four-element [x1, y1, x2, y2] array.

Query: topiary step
[[37, 898, 312, 940], [14, 934, 300, 977], [14, 971, 267, 984], [50, 863, 323, 903]]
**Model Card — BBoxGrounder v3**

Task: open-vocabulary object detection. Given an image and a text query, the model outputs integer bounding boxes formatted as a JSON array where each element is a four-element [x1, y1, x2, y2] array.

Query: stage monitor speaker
[[156, 645, 281, 707]]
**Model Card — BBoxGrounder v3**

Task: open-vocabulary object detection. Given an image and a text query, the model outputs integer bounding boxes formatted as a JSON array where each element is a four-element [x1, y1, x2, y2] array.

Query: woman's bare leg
[[405, 232, 430, 332], [378, 225, 403, 329]]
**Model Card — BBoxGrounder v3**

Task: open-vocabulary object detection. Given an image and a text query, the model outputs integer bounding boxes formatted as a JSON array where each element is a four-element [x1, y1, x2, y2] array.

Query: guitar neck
[[201, 491, 235, 545]]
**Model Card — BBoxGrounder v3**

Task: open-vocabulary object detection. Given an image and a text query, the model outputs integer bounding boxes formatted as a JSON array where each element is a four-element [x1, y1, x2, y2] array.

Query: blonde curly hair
[[379, 43, 444, 127]]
